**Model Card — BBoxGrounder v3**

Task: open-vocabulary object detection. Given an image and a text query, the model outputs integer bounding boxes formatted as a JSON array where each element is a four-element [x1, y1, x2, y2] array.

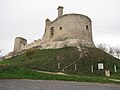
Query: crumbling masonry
[[14, 6, 95, 53]]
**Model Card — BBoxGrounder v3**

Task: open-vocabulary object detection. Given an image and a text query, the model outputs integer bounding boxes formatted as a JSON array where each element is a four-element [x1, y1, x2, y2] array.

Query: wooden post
[[91, 65, 93, 73], [114, 65, 117, 72], [75, 64, 77, 70], [58, 62, 60, 69]]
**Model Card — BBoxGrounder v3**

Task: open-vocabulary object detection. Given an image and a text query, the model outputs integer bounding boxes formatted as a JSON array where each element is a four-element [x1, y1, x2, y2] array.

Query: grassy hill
[[0, 47, 120, 83]]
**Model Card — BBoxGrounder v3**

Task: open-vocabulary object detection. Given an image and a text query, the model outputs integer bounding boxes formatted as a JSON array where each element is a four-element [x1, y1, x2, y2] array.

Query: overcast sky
[[0, 0, 120, 56]]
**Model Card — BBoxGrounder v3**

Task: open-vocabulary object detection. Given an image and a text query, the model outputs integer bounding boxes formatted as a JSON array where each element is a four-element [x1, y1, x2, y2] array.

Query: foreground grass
[[0, 66, 119, 84], [0, 47, 120, 84]]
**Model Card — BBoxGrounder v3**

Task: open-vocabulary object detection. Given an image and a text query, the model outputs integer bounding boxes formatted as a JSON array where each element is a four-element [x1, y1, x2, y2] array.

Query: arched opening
[[86, 25, 89, 30], [60, 27, 62, 30], [50, 27, 54, 37]]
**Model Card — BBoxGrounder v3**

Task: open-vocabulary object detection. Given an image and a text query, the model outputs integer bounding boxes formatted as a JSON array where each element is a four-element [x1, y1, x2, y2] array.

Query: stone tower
[[14, 37, 27, 53], [57, 6, 64, 17], [13, 6, 95, 54], [42, 6, 95, 48]]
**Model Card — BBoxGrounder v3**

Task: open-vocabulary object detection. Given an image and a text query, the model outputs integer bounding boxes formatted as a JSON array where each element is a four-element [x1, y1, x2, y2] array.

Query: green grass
[[1, 47, 80, 72], [0, 66, 119, 84], [0, 47, 120, 84]]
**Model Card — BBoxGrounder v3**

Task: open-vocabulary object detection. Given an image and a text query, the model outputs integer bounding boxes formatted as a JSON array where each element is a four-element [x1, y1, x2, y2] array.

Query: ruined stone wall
[[20, 39, 42, 50], [14, 37, 27, 52], [13, 6, 95, 53], [42, 14, 94, 47]]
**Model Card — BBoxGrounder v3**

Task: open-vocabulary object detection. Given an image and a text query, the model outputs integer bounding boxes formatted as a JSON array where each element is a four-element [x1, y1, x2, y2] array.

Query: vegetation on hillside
[[0, 66, 119, 84], [0, 47, 120, 83]]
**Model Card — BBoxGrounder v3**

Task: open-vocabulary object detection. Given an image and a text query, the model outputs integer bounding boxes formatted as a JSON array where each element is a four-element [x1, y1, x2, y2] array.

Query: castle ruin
[[14, 6, 95, 53]]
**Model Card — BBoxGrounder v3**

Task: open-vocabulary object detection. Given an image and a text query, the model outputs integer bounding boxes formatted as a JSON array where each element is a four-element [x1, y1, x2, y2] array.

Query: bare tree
[[0, 49, 2, 59], [97, 43, 107, 52], [108, 46, 114, 56], [114, 46, 120, 59], [0, 49, 2, 56]]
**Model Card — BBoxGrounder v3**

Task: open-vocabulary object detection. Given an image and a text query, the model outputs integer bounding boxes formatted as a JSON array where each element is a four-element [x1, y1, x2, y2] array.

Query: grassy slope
[[0, 47, 120, 83], [1, 47, 80, 72], [0, 66, 119, 84]]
